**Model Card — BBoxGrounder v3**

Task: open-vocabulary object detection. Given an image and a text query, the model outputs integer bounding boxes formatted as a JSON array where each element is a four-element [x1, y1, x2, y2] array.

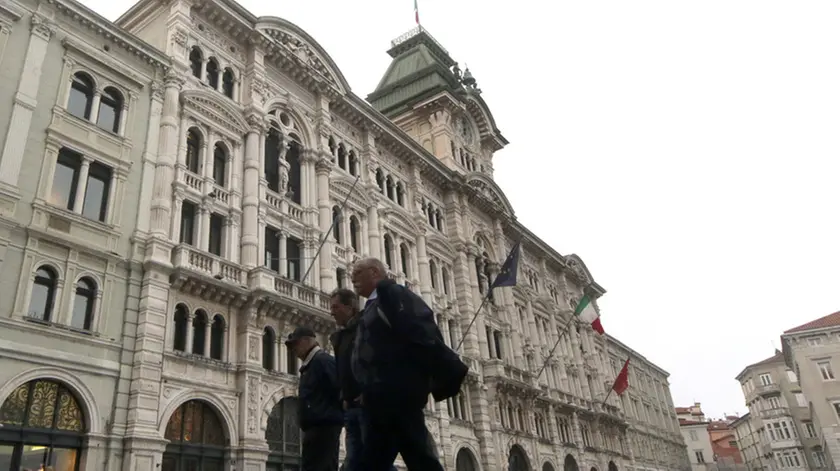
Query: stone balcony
[[171, 245, 332, 327], [263, 187, 306, 224], [754, 382, 781, 396], [759, 408, 790, 420]]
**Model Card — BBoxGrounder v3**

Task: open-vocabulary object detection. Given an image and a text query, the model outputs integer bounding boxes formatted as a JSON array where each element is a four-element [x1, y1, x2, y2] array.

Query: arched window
[[385, 176, 394, 200], [337, 144, 346, 170], [206, 58, 219, 89], [189, 46, 203, 78], [67, 72, 94, 120], [455, 448, 478, 471], [383, 236, 394, 270], [442, 268, 450, 295], [0, 379, 85, 470], [328, 136, 337, 156], [509, 445, 530, 471], [435, 209, 444, 231], [192, 310, 208, 355], [375, 169, 385, 193], [400, 244, 411, 277], [264, 128, 282, 193], [173, 304, 188, 352], [332, 206, 342, 243], [544, 463, 557, 471], [266, 397, 301, 468], [287, 140, 302, 204], [213, 143, 227, 186], [429, 261, 438, 291], [222, 68, 235, 98], [565, 455, 580, 471], [186, 128, 202, 174], [263, 327, 276, 370], [396, 182, 405, 206], [348, 151, 358, 176], [210, 315, 225, 360], [349, 216, 360, 252], [97, 86, 123, 133], [70, 277, 96, 330], [28, 266, 58, 322], [162, 400, 226, 471]]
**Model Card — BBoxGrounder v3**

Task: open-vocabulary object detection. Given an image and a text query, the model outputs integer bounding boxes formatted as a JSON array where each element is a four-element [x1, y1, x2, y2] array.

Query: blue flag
[[491, 241, 521, 288]]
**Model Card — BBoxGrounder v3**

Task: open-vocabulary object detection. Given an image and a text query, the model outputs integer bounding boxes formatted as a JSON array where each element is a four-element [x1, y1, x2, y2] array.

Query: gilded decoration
[[0, 380, 84, 433], [164, 400, 225, 446]]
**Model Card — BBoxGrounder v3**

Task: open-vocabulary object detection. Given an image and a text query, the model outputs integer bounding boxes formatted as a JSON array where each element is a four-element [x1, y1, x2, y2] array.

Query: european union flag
[[491, 241, 521, 289]]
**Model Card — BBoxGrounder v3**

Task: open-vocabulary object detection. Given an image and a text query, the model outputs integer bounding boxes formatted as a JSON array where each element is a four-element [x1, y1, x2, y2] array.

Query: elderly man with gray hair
[[350, 257, 466, 471]]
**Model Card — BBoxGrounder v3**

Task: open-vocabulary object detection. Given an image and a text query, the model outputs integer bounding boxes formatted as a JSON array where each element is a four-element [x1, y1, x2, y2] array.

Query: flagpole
[[455, 292, 491, 352], [601, 388, 614, 407], [535, 314, 576, 380], [300, 174, 361, 285]]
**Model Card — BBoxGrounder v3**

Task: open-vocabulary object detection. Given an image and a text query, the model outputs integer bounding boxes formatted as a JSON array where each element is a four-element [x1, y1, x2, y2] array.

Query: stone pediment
[[256, 17, 350, 95], [426, 232, 455, 258], [180, 90, 248, 136], [565, 254, 593, 285], [466, 173, 515, 217], [379, 206, 419, 239], [330, 175, 371, 210]]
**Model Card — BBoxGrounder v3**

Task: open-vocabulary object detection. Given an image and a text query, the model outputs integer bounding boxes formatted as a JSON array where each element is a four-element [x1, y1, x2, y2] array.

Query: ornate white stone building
[[0, 0, 688, 470]]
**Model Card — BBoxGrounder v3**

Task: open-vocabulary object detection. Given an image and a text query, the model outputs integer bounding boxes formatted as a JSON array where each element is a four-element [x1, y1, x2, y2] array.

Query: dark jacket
[[351, 279, 443, 410], [329, 315, 362, 405], [297, 347, 343, 431]]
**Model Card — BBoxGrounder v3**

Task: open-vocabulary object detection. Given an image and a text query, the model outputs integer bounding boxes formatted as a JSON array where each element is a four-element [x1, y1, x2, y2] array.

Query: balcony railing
[[172, 245, 246, 285], [754, 382, 781, 396]]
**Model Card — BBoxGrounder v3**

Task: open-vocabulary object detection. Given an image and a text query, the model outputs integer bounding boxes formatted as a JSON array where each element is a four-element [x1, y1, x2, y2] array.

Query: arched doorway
[[455, 447, 478, 471], [0, 379, 85, 470], [608, 461, 618, 471], [266, 397, 301, 470], [564, 454, 579, 471], [508, 444, 529, 471], [162, 399, 227, 471], [544, 462, 557, 471]]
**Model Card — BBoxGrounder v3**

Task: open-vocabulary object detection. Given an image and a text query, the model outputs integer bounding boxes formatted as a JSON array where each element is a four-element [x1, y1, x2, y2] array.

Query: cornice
[[46, 0, 170, 71]]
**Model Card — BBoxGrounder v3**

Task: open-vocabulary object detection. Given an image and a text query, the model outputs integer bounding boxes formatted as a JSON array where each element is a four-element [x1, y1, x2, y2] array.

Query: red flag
[[612, 358, 630, 395], [591, 317, 605, 335]]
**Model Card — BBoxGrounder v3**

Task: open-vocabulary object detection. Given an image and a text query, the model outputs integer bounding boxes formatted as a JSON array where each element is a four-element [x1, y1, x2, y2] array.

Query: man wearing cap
[[285, 326, 343, 471]]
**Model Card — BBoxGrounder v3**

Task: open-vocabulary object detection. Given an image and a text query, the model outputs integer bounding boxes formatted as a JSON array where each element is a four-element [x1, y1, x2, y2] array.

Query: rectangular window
[[768, 396, 781, 409], [286, 237, 301, 281], [818, 361, 835, 380], [493, 330, 503, 359], [759, 373, 773, 386], [814, 449, 827, 468], [208, 213, 224, 256], [82, 161, 111, 222], [695, 450, 705, 464], [808, 337, 822, 346], [51, 149, 82, 210], [787, 369, 798, 382], [795, 393, 807, 407], [179, 202, 196, 245], [805, 421, 816, 438], [264, 226, 280, 271], [689, 430, 698, 441]]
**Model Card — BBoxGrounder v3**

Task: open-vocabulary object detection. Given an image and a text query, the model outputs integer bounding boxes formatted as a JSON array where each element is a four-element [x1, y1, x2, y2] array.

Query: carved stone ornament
[[265, 29, 338, 88], [30, 14, 54, 40], [149, 80, 165, 101], [247, 376, 259, 434], [171, 28, 188, 47], [248, 336, 258, 361], [164, 68, 186, 89]]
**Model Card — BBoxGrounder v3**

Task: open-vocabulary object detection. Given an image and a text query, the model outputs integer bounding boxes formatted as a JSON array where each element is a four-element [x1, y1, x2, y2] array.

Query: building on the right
[[734, 348, 822, 470], [781, 311, 840, 469]]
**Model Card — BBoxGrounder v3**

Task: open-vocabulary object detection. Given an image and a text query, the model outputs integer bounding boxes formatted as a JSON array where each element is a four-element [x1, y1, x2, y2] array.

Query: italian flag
[[574, 295, 604, 335], [414, 0, 419, 24]]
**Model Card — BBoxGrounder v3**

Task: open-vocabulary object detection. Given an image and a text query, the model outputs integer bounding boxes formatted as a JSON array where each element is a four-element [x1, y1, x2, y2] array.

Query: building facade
[[0, 0, 687, 470], [734, 350, 822, 470], [782, 311, 840, 470]]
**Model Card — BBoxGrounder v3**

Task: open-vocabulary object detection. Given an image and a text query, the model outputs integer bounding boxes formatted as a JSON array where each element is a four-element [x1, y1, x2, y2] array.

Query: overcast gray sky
[[86, 0, 840, 418]]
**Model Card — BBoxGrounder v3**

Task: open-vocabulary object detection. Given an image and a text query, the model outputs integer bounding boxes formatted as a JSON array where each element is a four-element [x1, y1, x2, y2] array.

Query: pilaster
[[0, 13, 54, 214], [241, 113, 265, 268], [150, 69, 185, 238], [315, 156, 334, 291]]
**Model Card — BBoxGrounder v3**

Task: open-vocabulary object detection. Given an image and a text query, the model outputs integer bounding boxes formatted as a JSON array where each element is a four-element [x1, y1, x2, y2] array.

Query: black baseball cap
[[284, 326, 316, 345]]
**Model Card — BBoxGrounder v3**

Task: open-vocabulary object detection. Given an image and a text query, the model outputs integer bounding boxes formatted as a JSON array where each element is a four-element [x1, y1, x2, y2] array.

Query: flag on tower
[[414, 0, 420, 24], [611, 358, 631, 396], [574, 294, 604, 335], [491, 241, 521, 289]]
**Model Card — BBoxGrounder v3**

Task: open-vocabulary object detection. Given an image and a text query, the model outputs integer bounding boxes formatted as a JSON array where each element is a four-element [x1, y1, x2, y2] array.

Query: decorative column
[[241, 114, 264, 268], [366, 202, 380, 259], [414, 224, 433, 303], [71, 157, 91, 214], [0, 14, 53, 195], [315, 157, 334, 291], [278, 230, 288, 277], [197, 206, 210, 251], [149, 70, 185, 237]]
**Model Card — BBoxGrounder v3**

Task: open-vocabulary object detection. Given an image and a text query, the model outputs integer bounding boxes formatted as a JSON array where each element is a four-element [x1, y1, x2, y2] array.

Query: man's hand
[[342, 400, 349, 411], [355, 394, 364, 405]]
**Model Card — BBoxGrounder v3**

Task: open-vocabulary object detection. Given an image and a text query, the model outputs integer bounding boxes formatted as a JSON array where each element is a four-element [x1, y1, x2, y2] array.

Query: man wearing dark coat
[[285, 326, 343, 471], [328, 288, 397, 471], [350, 257, 445, 471]]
